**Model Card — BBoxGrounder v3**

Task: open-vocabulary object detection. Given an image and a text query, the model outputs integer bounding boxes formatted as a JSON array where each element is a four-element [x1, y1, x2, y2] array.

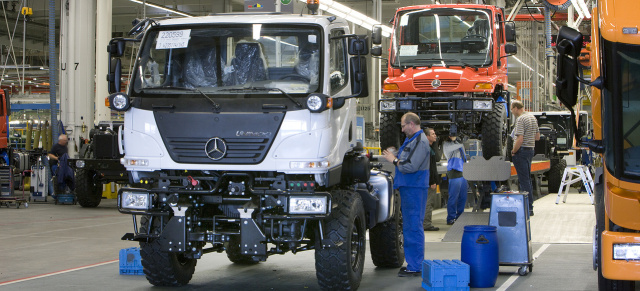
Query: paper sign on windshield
[[398, 45, 418, 56], [156, 30, 191, 49]]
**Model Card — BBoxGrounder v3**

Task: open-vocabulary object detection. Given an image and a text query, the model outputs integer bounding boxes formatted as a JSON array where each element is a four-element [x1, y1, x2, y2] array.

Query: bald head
[[58, 134, 68, 146]]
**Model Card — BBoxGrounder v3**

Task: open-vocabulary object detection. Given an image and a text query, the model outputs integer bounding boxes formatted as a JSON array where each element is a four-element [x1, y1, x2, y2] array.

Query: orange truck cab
[[555, 0, 640, 290], [378, 4, 517, 158]]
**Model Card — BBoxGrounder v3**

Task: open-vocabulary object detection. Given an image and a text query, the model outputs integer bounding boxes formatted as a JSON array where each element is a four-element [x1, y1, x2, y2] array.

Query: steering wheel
[[279, 74, 310, 82]]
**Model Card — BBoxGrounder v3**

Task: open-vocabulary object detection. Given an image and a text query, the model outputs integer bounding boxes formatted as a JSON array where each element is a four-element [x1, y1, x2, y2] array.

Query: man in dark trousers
[[382, 112, 430, 277], [48, 134, 69, 195], [510, 100, 540, 216], [424, 127, 441, 231]]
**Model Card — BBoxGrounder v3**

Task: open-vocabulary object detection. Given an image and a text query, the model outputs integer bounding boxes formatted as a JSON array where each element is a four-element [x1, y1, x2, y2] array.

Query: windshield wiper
[[143, 86, 221, 111], [412, 58, 480, 70], [218, 87, 303, 109]]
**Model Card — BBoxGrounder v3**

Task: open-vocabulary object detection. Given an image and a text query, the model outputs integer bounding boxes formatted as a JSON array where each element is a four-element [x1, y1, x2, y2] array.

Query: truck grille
[[413, 79, 460, 90], [164, 136, 269, 163], [154, 112, 284, 164]]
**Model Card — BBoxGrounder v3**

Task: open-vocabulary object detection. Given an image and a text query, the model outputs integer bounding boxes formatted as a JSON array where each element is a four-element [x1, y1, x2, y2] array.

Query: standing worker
[[443, 135, 468, 225], [510, 100, 540, 216], [424, 128, 441, 231], [382, 112, 430, 277]]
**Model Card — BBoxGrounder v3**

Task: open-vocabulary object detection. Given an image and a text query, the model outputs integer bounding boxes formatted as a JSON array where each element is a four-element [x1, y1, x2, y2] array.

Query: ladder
[[555, 165, 594, 204]]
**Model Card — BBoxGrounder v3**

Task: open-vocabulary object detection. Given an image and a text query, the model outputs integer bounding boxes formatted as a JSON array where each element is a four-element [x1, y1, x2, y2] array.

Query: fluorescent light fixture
[[298, 0, 392, 37], [253, 24, 262, 40], [573, 0, 591, 19], [129, 0, 193, 17]]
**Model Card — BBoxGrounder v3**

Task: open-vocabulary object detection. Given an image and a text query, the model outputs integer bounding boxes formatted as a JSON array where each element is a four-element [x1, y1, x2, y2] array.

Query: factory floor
[[0, 188, 617, 291]]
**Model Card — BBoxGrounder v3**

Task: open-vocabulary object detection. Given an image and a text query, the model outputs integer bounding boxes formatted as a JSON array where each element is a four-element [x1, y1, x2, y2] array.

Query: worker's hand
[[381, 149, 396, 163], [430, 184, 436, 189]]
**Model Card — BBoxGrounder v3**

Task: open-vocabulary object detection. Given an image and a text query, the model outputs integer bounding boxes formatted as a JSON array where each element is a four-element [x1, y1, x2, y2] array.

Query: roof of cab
[[155, 13, 346, 27]]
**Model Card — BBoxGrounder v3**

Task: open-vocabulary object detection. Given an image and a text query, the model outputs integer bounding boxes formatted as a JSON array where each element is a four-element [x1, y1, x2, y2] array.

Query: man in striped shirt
[[510, 100, 540, 216]]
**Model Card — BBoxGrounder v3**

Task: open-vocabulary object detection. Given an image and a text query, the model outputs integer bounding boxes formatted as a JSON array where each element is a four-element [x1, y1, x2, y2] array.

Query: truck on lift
[[531, 110, 589, 193], [377, 4, 517, 159], [108, 7, 402, 290], [555, 0, 640, 289]]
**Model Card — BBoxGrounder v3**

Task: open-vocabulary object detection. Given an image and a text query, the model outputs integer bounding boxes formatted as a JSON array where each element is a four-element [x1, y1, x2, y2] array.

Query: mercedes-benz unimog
[[108, 8, 402, 290], [377, 4, 517, 159]]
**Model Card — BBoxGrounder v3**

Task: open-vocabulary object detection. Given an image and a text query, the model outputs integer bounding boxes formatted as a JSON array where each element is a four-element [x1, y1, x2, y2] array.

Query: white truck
[[108, 11, 402, 290]]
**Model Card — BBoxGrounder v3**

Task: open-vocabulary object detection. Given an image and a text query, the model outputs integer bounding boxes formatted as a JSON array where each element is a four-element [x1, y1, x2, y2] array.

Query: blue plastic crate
[[422, 260, 470, 291], [54, 194, 76, 205], [119, 247, 144, 275]]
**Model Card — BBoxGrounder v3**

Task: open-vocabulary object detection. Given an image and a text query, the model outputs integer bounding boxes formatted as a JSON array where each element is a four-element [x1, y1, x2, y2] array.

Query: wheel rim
[[350, 215, 365, 272]]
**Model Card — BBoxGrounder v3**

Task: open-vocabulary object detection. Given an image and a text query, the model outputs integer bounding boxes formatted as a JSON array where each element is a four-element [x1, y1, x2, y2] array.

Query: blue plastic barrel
[[461, 225, 499, 288]]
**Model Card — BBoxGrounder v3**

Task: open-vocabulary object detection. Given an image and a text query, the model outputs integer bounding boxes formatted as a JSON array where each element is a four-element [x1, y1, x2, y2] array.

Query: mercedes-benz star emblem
[[431, 79, 442, 88], [205, 137, 227, 160]]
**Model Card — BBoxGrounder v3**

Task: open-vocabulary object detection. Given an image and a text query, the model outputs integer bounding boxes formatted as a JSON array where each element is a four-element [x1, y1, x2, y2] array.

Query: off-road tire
[[139, 216, 197, 286], [547, 158, 566, 194], [595, 176, 635, 290], [380, 112, 402, 151], [369, 190, 404, 267], [315, 190, 366, 290], [481, 102, 508, 160], [75, 169, 102, 207], [225, 235, 260, 264]]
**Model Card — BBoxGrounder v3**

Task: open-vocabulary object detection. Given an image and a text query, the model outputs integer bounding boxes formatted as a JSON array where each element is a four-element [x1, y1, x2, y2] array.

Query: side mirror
[[505, 43, 517, 54], [555, 26, 583, 108], [108, 39, 126, 58], [504, 22, 516, 42], [107, 58, 122, 94], [371, 46, 382, 57], [371, 26, 382, 45], [350, 56, 368, 98], [348, 36, 369, 55]]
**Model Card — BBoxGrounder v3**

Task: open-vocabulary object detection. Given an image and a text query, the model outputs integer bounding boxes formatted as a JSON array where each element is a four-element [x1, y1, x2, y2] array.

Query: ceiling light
[[128, 0, 193, 17], [297, 0, 392, 37]]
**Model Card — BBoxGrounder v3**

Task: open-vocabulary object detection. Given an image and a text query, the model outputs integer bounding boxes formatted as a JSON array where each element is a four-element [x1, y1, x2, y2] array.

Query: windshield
[[391, 8, 493, 68], [132, 24, 322, 96], [602, 40, 640, 179]]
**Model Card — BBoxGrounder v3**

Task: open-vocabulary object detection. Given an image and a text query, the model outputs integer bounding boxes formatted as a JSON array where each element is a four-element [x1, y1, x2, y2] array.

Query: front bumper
[[601, 230, 640, 280], [379, 96, 493, 113]]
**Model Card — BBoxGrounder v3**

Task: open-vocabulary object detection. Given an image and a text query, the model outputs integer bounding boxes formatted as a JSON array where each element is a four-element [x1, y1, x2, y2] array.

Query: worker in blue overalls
[[443, 136, 468, 225], [382, 112, 430, 277]]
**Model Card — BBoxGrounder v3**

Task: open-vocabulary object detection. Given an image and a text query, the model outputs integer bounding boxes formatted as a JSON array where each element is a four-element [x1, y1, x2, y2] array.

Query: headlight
[[109, 92, 131, 111], [289, 196, 327, 214], [121, 191, 150, 210], [614, 244, 640, 260], [473, 100, 492, 110], [75, 160, 85, 168], [306, 93, 328, 113], [290, 160, 330, 169], [380, 100, 396, 111], [556, 138, 567, 145]]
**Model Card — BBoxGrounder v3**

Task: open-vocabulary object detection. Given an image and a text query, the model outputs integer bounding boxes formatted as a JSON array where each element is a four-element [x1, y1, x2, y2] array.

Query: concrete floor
[[0, 188, 621, 291]]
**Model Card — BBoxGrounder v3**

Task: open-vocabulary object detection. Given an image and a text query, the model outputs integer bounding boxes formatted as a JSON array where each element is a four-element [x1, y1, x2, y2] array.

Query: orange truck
[[378, 4, 517, 158], [555, 0, 640, 290]]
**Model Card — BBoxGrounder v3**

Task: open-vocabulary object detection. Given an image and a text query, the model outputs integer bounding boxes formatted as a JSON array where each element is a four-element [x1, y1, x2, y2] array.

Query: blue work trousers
[[513, 147, 535, 210], [446, 177, 468, 223], [399, 186, 428, 272]]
